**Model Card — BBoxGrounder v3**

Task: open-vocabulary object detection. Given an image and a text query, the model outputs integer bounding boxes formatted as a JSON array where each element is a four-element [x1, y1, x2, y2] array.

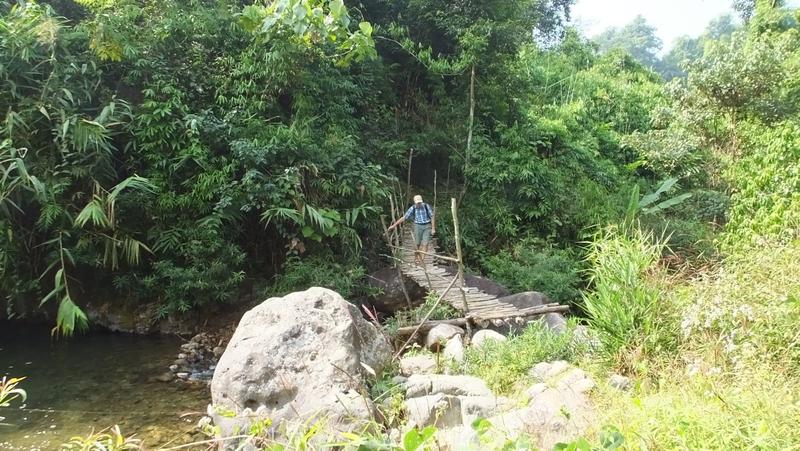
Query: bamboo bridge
[[385, 198, 569, 338]]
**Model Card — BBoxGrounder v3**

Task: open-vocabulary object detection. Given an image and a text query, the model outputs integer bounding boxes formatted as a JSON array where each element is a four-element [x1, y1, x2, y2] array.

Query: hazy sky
[[571, 0, 800, 51]]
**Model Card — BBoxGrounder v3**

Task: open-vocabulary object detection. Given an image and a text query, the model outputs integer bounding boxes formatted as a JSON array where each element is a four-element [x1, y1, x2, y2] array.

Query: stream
[[0, 322, 208, 450]]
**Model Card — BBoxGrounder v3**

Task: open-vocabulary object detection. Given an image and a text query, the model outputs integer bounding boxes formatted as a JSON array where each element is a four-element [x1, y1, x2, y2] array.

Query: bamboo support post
[[392, 274, 460, 359], [381, 214, 411, 309], [450, 197, 472, 340], [406, 148, 414, 197]]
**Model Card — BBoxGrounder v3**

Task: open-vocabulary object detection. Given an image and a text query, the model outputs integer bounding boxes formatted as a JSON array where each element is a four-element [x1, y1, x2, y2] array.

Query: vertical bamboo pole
[[451, 197, 472, 340], [406, 148, 414, 198], [445, 161, 451, 198], [460, 65, 475, 203], [433, 170, 438, 215], [381, 211, 411, 309]]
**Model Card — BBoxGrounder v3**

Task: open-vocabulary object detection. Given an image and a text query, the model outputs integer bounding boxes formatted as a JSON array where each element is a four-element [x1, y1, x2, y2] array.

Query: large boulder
[[367, 268, 426, 313], [441, 266, 511, 298], [209, 287, 391, 446], [497, 291, 550, 310]]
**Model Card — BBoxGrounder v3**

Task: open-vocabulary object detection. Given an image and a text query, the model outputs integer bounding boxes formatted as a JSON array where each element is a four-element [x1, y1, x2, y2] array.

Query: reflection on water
[[0, 323, 208, 450]]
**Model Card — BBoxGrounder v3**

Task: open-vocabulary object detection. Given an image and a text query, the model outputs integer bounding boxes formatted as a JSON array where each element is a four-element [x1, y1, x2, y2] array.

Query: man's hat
[[413, 195, 423, 204]]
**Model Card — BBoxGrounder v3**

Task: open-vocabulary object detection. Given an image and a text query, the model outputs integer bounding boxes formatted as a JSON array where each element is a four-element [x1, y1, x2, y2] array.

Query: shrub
[[721, 121, 800, 250], [581, 226, 678, 372], [384, 292, 460, 334], [268, 254, 367, 300], [483, 241, 583, 305], [460, 320, 587, 394]]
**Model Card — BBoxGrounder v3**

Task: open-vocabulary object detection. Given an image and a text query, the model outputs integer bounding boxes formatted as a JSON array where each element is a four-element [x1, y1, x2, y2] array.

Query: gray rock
[[609, 374, 632, 391], [404, 394, 462, 428], [154, 372, 175, 383], [367, 268, 426, 314], [573, 325, 601, 350], [529, 360, 571, 382], [425, 324, 465, 350], [169, 364, 179, 372], [558, 368, 595, 394], [212, 346, 225, 358], [459, 395, 507, 424], [487, 364, 597, 450], [497, 292, 550, 310], [443, 334, 465, 363], [403, 374, 493, 398], [403, 394, 506, 430], [173, 359, 189, 367], [399, 355, 438, 376], [471, 329, 507, 348], [176, 372, 190, 379], [440, 266, 512, 297], [538, 312, 568, 333], [210, 287, 391, 446]]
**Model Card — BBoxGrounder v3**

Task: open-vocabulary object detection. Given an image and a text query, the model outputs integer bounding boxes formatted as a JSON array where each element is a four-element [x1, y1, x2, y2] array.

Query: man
[[388, 195, 436, 264]]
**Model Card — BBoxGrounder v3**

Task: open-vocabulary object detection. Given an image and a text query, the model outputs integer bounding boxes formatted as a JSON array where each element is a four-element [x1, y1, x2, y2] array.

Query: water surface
[[0, 323, 208, 450]]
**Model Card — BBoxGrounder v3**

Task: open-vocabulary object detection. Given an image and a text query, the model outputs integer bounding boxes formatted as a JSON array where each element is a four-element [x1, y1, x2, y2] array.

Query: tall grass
[[582, 226, 678, 372]]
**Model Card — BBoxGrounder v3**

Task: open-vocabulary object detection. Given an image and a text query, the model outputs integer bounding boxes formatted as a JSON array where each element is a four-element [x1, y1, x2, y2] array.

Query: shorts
[[413, 222, 432, 246]]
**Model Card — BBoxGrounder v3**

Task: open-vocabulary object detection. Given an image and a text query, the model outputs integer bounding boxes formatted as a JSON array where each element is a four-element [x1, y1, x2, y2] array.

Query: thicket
[[0, 0, 672, 332]]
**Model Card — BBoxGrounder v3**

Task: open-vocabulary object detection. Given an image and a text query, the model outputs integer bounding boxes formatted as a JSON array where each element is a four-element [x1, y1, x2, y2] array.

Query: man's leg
[[418, 225, 432, 264], [413, 224, 423, 264]]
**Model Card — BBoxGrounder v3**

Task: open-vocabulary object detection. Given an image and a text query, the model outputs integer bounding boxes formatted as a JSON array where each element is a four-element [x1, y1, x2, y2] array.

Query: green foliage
[[679, 241, 800, 372], [624, 178, 692, 224], [0, 0, 387, 325], [554, 426, 625, 451], [268, 254, 367, 300], [483, 241, 582, 304], [721, 121, 800, 249], [384, 291, 460, 334], [595, 369, 800, 450], [460, 320, 587, 394], [0, 376, 26, 410], [239, 0, 377, 66], [60, 425, 141, 450], [581, 226, 678, 372]]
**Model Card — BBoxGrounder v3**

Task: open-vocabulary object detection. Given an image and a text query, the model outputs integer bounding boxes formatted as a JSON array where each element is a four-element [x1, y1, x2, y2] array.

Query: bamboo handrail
[[385, 244, 460, 263]]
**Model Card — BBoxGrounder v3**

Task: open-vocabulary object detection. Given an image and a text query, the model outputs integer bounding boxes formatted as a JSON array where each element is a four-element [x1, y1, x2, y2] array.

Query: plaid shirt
[[404, 203, 434, 224]]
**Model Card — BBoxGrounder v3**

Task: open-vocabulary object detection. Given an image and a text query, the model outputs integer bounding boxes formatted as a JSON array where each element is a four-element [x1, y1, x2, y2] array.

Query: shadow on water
[[0, 322, 209, 450]]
